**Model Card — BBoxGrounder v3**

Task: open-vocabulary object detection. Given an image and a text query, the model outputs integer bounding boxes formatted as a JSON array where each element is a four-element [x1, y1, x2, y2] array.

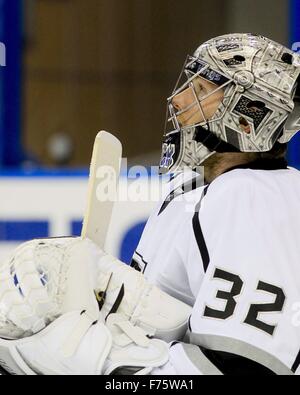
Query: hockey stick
[[81, 131, 122, 248]]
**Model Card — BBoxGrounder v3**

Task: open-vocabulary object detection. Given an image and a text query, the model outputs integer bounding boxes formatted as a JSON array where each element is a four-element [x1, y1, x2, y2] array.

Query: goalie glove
[[0, 238, 99, 340]]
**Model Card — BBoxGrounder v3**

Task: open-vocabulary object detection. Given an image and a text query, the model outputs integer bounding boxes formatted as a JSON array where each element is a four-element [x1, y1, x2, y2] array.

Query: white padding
[[0, 237, 99, 340], [88, 241, 192, 342], [0, 311, 112, 375], [104, 313, 169, 375]]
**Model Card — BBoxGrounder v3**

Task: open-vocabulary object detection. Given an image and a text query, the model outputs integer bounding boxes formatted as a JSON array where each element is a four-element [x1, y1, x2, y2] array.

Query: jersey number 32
[[203, 268, 286, 336]]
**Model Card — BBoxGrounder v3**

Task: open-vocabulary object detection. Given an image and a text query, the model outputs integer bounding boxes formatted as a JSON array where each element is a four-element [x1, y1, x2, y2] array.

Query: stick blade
[[81, 131, 122, 248]]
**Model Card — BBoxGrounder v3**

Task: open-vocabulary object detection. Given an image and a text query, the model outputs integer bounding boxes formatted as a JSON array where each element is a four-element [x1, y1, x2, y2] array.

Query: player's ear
[[239, 117, 251, 134]]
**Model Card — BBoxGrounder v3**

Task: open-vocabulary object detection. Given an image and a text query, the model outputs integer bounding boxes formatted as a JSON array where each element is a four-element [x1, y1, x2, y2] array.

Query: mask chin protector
[[159, 131, 182, 174]]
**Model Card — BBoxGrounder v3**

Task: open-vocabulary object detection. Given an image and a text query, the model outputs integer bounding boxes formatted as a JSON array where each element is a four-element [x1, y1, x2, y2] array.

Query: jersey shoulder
[[152, 169, 205, 216], [206, 167, 300, 196], [162, 169, 201, 196]]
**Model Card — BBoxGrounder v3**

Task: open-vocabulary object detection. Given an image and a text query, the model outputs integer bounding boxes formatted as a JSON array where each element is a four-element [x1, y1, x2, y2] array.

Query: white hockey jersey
[[132, 163, 300, 375]]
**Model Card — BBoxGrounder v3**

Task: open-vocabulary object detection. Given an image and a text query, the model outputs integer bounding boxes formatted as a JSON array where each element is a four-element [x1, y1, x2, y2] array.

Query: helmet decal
[[160, 143, 176, 170]]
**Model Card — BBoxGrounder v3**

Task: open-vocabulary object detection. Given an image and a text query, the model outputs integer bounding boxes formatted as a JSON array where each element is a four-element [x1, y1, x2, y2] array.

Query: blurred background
[[0, 0, 299, 261], [1, 0, 299, 168]]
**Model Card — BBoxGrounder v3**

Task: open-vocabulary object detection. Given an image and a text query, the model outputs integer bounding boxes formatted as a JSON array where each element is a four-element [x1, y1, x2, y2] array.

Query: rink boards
[[0, 170, 160, 265]]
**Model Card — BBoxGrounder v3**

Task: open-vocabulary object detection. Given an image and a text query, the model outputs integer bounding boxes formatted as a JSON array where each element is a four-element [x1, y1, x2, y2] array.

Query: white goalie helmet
[[159, 33, 300, 174]]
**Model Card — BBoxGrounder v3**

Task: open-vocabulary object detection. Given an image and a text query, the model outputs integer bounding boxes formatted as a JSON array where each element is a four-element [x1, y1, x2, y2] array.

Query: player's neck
[[203, 152, 258, 183]]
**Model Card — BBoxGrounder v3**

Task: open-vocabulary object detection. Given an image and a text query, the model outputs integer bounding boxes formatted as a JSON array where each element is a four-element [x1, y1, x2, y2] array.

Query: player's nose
[[172, 88, 193, 111]]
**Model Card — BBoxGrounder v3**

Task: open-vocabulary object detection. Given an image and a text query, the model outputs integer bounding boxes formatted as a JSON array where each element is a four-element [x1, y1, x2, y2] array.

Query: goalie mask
[[159, 33, 300, 174]]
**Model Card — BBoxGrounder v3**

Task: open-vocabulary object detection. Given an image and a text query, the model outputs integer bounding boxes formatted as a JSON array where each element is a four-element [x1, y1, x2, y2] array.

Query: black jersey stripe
[[158, 175, 203, 216], [132, 251, 149, 274], [192, 186, 210, 272], [130, 258, 142, 272], [292, 350, 300, 373], [192, 211, 210, 272]]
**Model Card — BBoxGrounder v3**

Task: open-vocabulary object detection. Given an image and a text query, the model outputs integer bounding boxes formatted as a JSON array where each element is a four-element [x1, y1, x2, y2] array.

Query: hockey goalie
[[1, 33, 300, 375]]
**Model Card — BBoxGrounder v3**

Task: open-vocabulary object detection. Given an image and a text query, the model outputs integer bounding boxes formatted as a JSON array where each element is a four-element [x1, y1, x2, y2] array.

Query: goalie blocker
[[0, 238, 191, 375]]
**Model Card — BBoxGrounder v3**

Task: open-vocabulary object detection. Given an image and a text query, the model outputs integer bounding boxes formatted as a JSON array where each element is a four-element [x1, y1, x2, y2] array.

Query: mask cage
[[164, 55, 234, 137]]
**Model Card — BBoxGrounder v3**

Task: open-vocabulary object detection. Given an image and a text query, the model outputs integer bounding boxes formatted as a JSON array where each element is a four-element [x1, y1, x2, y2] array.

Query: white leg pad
[[0, 311, 112, 375]]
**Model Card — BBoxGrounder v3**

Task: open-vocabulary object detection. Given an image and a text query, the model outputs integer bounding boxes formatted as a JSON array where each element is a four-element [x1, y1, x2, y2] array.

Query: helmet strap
[[194, 126, 240, 153]]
